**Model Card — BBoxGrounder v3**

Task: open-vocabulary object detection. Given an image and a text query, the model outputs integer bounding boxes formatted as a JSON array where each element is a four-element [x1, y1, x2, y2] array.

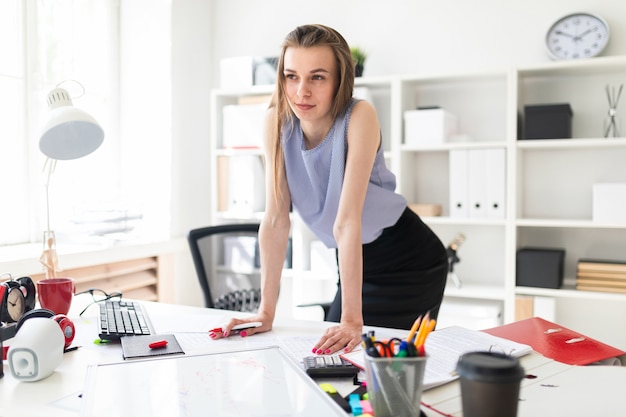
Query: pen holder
[[363, 354, 427, 417]]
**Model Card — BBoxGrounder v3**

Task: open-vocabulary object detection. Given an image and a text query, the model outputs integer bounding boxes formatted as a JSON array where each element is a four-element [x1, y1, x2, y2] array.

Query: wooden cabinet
[[30, 254, 174, 302]]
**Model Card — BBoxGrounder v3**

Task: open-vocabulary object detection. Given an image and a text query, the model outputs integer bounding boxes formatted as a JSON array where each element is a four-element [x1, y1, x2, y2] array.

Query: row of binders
[[576, 258, 626, 294], [449, 148, 506, 219]]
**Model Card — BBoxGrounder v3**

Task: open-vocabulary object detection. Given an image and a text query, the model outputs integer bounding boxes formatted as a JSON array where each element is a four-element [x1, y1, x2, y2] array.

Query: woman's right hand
[[209, 312, 274, 339]]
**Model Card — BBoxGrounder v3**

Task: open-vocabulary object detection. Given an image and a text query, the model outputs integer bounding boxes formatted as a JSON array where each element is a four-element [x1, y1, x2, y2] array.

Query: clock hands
[[554, 30, 574, 38], [575, 28, 593, 40], [555, 28, 595, 42]]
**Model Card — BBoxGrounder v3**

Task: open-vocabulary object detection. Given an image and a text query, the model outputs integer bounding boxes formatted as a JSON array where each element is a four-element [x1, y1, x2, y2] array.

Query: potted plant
[[350, 46, 367, 77]]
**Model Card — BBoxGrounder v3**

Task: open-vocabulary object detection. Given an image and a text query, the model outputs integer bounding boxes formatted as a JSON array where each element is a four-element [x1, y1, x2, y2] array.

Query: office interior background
[[2, 0, 626, 330]]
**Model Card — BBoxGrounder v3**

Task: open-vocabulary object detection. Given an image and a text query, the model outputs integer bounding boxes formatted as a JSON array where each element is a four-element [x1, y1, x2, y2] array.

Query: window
[[0, 0, 171, 248]]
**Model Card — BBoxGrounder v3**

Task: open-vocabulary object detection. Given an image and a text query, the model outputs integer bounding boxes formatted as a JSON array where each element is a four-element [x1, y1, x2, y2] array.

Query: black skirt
[[326, 207, 448, 330]]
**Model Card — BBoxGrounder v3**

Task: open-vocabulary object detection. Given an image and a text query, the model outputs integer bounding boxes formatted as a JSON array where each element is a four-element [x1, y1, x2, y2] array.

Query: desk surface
[[1, 296, 625, 417]]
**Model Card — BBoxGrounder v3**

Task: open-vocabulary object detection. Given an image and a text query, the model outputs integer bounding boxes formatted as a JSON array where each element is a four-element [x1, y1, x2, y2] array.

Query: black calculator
[[303, 355, 360, 378]]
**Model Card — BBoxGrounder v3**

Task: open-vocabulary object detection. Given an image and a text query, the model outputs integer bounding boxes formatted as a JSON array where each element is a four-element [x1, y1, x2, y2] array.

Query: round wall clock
[[545, 12, 610, 60]]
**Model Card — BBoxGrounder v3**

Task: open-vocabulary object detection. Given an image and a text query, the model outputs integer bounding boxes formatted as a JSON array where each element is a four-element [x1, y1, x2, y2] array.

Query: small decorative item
[[350, 46, 367, 77], [446, 233, 466, 288], [604, 84, 623, 138]]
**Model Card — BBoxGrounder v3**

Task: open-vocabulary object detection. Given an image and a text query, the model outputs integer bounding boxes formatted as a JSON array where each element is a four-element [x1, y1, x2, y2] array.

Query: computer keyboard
[[99, 300, 155, 341]]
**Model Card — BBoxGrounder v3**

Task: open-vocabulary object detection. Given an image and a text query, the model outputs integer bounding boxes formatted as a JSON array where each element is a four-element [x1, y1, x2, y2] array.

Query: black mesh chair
[[188, 223, 332, 317], [188, 223, 262, 312]]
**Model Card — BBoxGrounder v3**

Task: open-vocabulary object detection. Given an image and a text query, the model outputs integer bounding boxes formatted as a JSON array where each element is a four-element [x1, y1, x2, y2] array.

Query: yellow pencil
[[412, 312, 430, 346], [416, 319, 437, 352], [406, 314, 423, 343]]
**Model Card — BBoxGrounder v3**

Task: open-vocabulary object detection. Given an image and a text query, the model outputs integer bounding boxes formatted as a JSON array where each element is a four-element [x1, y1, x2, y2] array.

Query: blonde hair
[[269, 24, 355, 201]]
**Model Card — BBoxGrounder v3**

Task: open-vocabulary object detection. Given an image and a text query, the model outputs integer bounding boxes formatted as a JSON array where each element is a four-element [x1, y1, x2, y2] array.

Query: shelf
[[443, 283, 506, 301], [423, 216, 506, 227], [516, 219, 626, 229], [517, 137, 626, 150], [516, 285, 626, 302], [401, 141, 507, 152], [215, 147, 264, 157], [517, 55, 626, 77]]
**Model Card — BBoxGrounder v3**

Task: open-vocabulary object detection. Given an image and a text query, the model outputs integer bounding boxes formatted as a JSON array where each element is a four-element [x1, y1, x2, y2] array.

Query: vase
[[355, 64, 364, 77]]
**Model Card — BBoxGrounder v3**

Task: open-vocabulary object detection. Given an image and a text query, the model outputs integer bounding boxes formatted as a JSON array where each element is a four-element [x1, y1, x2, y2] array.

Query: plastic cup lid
[[456, 351, 525, 383]]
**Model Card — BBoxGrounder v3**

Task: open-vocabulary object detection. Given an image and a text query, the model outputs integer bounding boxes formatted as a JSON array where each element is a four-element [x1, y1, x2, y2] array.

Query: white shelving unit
[[210, 55, 626, 347]]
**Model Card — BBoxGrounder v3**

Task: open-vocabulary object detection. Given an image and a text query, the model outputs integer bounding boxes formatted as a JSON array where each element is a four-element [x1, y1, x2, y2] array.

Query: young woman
[[213, 24, 448, 355]]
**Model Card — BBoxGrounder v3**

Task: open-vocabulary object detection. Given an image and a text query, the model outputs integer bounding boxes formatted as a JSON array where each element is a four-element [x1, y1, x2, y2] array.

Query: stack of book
[[576, 259, 626, 293]]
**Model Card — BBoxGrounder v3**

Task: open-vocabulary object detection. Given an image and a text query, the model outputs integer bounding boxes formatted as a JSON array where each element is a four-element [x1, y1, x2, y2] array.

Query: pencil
[[415, 319, 436, 355], [412, 312, 430, 345], [406, 314, 423, 343]]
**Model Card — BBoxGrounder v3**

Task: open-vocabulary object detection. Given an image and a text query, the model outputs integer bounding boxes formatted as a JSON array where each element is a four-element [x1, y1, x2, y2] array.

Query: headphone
[[16, 308, 75, 349]]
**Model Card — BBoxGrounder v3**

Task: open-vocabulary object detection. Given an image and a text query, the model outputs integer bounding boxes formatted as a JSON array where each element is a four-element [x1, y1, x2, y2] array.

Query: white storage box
[[437, 298, 502, 330], [220, 56, 277, 89], [593, 183, 626, 223], [222, 103, 267, 148], [404, 108, 457, 147]]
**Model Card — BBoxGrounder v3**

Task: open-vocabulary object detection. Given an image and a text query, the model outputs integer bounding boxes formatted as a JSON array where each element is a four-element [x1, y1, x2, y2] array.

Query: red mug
[[36, 278, 76, 315]]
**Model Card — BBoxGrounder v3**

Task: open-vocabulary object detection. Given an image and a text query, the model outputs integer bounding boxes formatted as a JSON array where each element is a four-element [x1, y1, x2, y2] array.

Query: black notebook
[[120, 334, 184, 360]]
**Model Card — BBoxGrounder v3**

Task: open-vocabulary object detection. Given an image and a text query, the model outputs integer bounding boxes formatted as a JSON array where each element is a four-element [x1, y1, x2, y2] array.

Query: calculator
[[303, 355, 360, 378]]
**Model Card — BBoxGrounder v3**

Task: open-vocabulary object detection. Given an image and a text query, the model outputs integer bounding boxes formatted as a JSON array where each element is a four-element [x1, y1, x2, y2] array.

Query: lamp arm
[[42, 158, 57, 232]]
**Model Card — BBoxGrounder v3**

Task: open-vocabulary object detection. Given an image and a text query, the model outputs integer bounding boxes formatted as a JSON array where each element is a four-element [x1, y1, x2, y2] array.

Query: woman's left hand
[[311, 322, 363, 355]]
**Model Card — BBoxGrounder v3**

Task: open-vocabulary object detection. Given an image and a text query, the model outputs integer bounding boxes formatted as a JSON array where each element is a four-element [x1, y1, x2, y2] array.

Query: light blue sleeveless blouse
[[282, 99, 406, 248]]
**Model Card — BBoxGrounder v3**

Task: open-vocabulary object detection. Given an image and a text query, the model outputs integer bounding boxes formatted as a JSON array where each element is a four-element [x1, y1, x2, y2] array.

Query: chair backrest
[[187, 223, 261, 312]]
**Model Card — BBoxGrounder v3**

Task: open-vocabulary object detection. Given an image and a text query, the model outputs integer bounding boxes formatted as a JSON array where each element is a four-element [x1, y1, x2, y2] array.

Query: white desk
[[1, 295, 625, 417]]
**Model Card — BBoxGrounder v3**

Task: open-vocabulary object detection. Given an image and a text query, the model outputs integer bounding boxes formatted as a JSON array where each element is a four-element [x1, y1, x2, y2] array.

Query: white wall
[[170, 0, 626, 306], [209, 0, 626, 82]]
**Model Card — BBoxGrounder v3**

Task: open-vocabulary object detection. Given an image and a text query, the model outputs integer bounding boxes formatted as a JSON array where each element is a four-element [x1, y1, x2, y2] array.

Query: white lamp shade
[[39, 87, 104, 160]]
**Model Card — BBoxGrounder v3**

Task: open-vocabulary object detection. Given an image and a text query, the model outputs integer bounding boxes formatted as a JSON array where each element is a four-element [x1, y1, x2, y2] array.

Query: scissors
[[373, 338, 404, 357]]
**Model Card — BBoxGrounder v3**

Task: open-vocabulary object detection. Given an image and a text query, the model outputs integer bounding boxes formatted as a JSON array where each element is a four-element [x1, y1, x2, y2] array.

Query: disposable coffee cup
[[456, 351, 525, 417]]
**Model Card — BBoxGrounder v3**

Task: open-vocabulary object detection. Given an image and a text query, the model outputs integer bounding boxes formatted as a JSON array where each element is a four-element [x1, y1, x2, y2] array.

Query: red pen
[[149, 340, 168, 349]]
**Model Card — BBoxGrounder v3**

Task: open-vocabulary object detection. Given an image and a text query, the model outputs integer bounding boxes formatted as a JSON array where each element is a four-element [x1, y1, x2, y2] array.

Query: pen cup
[[363, 354, 427, 417], [456, 351, 525, 417]]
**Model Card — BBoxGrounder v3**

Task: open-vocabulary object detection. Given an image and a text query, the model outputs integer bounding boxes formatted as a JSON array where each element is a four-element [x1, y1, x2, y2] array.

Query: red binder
[[483, 317, 625, 366]]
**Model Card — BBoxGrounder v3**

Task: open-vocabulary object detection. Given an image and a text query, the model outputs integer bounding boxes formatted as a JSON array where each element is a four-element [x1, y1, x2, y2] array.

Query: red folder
[[483, 317, 625, 366]]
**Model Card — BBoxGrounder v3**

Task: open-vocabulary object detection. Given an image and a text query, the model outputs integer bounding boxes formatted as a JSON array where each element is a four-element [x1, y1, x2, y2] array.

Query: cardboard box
[[593, 183, 626, 223], [220, 56, 278, 89], [408, 203, 442, 217], [404, 108, 457, 147], [522, 103, 572, 139], [516, 247, 565, 289]]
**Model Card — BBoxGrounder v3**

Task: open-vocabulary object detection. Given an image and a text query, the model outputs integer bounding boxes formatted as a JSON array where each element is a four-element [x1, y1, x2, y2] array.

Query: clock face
[[546, 13, 610, 60], [6, 287, 26, 322]]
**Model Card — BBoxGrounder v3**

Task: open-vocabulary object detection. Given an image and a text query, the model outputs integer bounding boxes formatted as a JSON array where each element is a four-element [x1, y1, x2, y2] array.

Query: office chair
[[187, 223, 332, 318], [188, 223, 262, 312]]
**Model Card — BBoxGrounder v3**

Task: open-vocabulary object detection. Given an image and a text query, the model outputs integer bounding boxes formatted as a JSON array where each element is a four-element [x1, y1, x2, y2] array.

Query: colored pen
[[149, 340, 168, 349], [396, 341, 409, 358], [362, 334, 381, 358], [64, 346, 81, 353]]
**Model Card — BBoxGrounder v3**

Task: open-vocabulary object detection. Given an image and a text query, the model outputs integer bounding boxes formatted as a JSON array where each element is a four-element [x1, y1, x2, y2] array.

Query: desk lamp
[[39, 85, 104, 278]]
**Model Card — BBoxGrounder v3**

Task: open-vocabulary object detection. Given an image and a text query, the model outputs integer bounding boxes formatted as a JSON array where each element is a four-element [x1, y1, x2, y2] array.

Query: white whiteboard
[[80, 346, 345, 417]]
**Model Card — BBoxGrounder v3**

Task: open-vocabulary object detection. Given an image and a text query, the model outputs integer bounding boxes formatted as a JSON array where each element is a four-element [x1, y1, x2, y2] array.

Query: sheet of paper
[[341, 325, 532, 390]]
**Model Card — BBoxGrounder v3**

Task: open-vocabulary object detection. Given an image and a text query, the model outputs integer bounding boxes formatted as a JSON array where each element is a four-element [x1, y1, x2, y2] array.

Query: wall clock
[[545, 12, 610, 60]]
